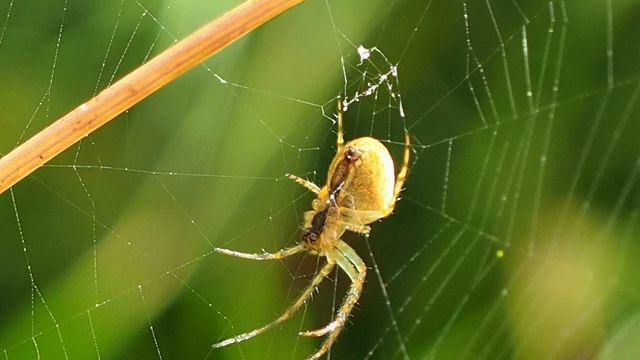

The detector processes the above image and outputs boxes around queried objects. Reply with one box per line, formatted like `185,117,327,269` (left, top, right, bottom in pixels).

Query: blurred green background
1,0,640,359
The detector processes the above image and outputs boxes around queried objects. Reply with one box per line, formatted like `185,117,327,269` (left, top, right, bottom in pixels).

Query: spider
212,99,410,359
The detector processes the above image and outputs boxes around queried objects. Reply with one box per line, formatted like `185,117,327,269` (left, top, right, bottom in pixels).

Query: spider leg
342,222,371,235
336,97,345,153
335,210,371,234
340,207,392,227
213,243,305,260
212,262,335,349
392,132,411,202
302,240,366,360
287,174,322,194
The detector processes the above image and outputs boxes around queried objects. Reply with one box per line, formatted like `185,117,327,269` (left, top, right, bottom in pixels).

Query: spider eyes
302,229,318,245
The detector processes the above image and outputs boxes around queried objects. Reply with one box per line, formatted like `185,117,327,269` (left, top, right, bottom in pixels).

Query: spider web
1,0,640,359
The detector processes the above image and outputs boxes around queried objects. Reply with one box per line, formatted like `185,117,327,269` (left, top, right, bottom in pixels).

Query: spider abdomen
336,137,396,215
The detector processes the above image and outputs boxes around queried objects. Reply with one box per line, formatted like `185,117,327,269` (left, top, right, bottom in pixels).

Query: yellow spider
213,99,410,359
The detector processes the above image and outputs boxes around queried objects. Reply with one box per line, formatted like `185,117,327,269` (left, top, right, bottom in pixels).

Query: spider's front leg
287,174,322,194
213,243,305,261
212,262,336,350
301,240,367,360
